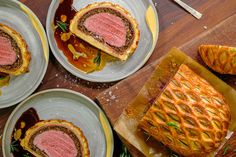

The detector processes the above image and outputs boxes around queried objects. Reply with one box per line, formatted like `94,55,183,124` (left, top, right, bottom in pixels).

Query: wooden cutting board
96,13,236,156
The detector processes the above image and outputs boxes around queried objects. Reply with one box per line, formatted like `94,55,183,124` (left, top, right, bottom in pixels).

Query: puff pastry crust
139,64,231,156
199,45,236,75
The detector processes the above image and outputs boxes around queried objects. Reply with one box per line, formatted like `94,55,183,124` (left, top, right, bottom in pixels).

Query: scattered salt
56,84,60,88
154,2,158,7
111,95,116,100
55,73,59,77
108,91,112,96
225,131,234,140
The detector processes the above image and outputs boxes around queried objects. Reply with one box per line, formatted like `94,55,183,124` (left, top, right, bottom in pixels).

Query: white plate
3,89,114,157
46,0,159,82
0,0,49,108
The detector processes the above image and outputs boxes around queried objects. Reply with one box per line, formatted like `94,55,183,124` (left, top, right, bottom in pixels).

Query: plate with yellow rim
2,89,114,157
46,0,159,82
0,0,49,108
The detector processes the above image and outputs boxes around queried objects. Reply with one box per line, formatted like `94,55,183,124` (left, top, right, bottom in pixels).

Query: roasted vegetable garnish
10,140,19,153
119,144,131,157
68,44,87,60
93,51,101,67
56,21,68,32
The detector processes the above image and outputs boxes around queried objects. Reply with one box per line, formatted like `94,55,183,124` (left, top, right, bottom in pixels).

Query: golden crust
0,23,31,76
21,119,90,157
70,2,140,61
199,45,236,75
139,64,231,156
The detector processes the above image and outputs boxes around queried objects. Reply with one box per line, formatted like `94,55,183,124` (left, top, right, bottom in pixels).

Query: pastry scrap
21,120,90,157
139,64,231,156
199,45,236,75
70,2,140,61
0,23,31,76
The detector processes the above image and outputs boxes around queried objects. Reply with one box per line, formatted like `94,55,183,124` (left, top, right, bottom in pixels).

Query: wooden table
1,0,236,156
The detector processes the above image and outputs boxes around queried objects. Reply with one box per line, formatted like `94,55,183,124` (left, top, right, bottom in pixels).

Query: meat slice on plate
21,120,90,157
70,2,140,61
0,23,31,75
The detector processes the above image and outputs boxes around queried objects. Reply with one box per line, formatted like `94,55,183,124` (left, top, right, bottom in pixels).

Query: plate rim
0,0,49,108
46,0,159,83
2,88,114,157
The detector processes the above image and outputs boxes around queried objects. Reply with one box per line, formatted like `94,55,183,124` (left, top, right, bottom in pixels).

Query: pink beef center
33,130,78,157
0,36,17,66
84,12,127,47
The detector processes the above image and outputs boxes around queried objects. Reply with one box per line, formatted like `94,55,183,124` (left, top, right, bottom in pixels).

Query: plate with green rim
46,0,159,82
0,0,49,108
2,89,114,157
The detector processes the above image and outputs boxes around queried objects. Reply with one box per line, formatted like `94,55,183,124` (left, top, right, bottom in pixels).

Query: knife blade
173,0,202,19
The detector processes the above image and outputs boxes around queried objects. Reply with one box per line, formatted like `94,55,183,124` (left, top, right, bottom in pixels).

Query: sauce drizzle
11,108,39,157
53,0,114,73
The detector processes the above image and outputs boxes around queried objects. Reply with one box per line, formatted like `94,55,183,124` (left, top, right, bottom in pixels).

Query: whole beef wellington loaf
139,64,231,156
70,2,140,61
0,23,30,75
199,45,236,75
21,120,90,157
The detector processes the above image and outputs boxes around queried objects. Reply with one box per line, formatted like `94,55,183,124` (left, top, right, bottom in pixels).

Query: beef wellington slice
0,23,30,75
21,120,90,157
70,2,140,61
